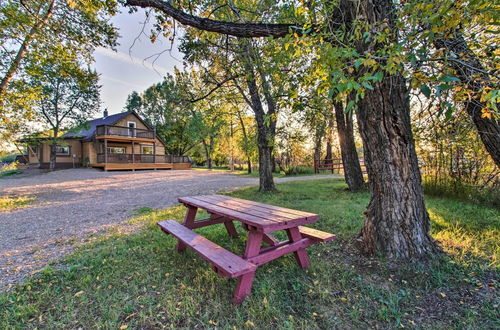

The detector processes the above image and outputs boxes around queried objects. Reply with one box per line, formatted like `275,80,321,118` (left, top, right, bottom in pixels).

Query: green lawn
1,179,498,328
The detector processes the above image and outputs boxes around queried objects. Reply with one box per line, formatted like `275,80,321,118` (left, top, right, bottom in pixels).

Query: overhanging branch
126,0,298,38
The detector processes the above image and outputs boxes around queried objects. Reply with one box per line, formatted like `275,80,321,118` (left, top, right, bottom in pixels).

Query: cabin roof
63,111,134,140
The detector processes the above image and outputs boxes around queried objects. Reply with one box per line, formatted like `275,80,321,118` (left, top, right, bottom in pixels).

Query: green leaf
420,84,431,98
362,82,374,90
437,84,454,91
440,75,460,83
344,100,355,114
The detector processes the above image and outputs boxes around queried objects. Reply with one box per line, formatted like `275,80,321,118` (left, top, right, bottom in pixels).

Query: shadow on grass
1,179,498,328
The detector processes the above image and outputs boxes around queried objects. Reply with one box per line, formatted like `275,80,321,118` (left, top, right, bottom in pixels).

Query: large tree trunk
49,142,57,171
334,101,365,191
240,41,276,191
356,74,437,258
352,0,437,258
434,33,500,168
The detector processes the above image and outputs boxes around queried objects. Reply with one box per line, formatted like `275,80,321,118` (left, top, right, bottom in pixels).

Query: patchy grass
0,195,35,211
0,179,498,328
0,169,21,178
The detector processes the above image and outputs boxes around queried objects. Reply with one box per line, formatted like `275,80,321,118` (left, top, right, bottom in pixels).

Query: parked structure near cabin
22,110,191,171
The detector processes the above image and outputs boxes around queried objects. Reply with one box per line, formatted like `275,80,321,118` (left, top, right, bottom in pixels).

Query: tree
334,100,364,191
32,57,100,170
124,91,142,112
124,0,439,258
135,72,200,156
0,0,117,127
179,26,293,191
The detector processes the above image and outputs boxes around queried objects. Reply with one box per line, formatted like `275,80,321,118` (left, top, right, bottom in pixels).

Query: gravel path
0,168,339,290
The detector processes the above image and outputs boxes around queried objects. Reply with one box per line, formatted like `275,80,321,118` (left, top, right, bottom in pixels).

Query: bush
283,165,315,176
423,177,500,208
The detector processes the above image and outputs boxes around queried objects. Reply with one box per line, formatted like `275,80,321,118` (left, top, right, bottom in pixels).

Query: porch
90,154,191,171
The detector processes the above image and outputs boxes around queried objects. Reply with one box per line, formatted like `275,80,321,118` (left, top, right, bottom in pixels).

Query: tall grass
423,176,500,208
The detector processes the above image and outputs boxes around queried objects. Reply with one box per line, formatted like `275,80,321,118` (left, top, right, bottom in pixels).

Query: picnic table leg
223,220,239,238
176,205,198,252
242,223,277,246
286,227,310,269
233,228,263,304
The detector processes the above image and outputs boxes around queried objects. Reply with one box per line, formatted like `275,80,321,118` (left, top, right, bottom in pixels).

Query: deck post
104,139,108,164
153,142,156,164
132,141,135,171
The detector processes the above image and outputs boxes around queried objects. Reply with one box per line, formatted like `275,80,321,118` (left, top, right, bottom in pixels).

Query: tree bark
236,108,253,174
434,33,500,168
49,141,57,171
126,0,295,38
314,132,322,174
239,41,276,191
334,101,365,191
356,73,437,258
325,110,333,162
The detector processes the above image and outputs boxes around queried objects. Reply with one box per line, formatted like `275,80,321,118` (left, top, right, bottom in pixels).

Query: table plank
203,195,318,219
194,195,295,223
179,196,277,229
202,195,318,221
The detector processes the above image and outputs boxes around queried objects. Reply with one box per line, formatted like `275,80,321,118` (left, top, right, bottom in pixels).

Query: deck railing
95,125,155,139
96,154,190,164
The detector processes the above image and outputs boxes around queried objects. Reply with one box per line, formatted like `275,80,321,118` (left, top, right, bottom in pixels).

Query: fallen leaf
74,291,84,297
440,292,446,298
119,325,128,330
245,320,255,327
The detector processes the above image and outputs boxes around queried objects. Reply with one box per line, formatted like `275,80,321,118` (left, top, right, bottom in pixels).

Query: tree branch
188,74,240,103
125,0,298,38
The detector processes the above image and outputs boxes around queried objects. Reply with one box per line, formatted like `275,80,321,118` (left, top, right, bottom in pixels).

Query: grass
423,177,500,208
0,179,498,328
0,169,21,178
192,165,336,178
0,195,35,211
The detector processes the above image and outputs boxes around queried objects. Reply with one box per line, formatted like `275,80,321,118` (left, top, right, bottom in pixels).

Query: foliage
32,57,101,135
125,71,201,156
413,98,499,206
0,179,498,328
0,0,118,139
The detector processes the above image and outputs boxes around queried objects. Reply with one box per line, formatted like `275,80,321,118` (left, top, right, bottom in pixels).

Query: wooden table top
178,195,319,232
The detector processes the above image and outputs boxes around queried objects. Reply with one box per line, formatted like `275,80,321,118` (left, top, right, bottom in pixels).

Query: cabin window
108,147,125,154
31,146,39,155
56,145,70,155
141,146,153,155
127,121,136,137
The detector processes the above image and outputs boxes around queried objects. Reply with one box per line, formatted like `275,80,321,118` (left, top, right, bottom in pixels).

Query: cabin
22,110,191,171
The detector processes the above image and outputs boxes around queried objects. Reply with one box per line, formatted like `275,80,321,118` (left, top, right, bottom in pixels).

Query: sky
92,8,184,117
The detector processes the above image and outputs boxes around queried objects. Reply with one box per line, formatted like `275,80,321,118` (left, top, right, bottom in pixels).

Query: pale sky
92,8,184,116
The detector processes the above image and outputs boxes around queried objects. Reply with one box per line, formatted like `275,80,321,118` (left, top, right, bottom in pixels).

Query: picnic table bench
158,194,335,304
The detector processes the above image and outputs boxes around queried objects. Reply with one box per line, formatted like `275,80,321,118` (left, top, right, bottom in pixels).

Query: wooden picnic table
158,194,335,304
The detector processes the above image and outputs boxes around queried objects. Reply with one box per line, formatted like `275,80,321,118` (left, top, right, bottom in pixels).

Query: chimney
103,109,108,117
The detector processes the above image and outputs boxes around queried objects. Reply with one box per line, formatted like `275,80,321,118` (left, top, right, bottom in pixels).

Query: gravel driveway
0,168,338,290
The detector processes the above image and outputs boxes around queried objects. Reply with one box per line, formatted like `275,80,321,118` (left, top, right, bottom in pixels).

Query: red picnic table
158,194,335,304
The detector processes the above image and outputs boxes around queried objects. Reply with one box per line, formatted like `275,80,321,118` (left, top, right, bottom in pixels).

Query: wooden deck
95,134,156,143
90,163,187,171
